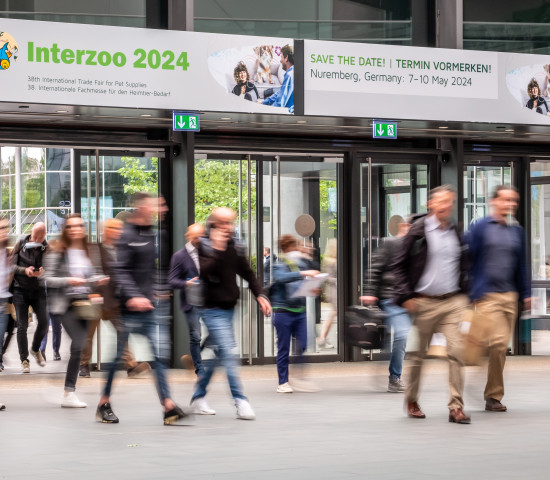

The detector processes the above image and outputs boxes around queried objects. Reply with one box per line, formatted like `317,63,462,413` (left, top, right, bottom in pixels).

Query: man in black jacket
360,216,411,393
393,185,471,424
96,192,188,425
189,207,271,420
11,222,48,373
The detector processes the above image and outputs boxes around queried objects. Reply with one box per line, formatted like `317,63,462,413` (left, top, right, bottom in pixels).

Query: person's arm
41,251,70,288
363,241,389,297
273,261,302,284
392,232,417,307
9,240,26,276
168,251,190,290
516,228,531,302
236,250,264,298
111,233,143,301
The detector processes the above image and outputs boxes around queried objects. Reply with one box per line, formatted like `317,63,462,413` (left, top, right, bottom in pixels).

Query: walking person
79,218,150,378
393,185,471,424
271,234,320,393
360,216,412,393
11,222,49,373
42,215,107,408
466,185,530,413
317,239,337,350
96,193,188,425
39,317,62,361
189,207,271,420
168,223,206,380
0,218,12,383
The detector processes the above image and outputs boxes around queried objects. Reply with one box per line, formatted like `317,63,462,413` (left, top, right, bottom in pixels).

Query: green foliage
117,157,159,194
319,179,337,230
194,159,256,224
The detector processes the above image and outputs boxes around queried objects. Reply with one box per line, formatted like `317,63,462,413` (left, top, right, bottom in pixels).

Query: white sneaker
276,382,293,393
290,378,320,393
61,392,87,408
30,349,46,367
235,398,256,420
21,360,30,373
190,397,216,415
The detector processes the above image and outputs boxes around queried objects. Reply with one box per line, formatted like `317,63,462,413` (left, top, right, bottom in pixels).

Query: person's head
102,218,123,245
233,61,250,84
130,192,157,225
427,185,456,224
264,246,270,257
280,44,294,71
210,207,237,239
279,234,298,253
59,214,87,251
157,195,168,222
528,78,541,98
491,185,519,218
30,222,46,243
185,222,205,247
0,218,9,247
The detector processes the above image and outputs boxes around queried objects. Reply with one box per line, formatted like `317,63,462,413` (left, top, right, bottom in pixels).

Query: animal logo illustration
0,31,18,70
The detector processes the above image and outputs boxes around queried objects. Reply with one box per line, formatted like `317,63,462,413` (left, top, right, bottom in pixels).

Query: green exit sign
372,121,397,139
173,111,200,131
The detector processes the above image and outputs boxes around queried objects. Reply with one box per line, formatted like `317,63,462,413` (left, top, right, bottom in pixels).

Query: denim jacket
270,255,307,311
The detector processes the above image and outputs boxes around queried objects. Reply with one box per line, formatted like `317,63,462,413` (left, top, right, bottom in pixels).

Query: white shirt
185,242,200,273
415,214,461,295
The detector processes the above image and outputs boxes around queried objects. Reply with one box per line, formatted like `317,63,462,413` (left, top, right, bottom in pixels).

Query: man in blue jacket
168,223,206,380
259,44,294,113
466,185,530,413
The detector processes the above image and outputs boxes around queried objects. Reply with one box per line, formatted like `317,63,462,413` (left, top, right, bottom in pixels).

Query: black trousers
13,288,49,362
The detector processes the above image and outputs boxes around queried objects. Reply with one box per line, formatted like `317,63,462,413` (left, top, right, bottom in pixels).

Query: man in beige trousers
393,185,471,424
465,185,530,412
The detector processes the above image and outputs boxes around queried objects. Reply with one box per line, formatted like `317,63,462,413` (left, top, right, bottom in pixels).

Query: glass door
360,160,430,293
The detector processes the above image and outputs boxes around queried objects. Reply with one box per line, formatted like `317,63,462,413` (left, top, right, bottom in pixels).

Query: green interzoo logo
0,31,19,70
27,42,189,70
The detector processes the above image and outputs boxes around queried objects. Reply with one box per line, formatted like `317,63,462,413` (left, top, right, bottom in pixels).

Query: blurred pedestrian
318,239,337,349
39,316,62,361
394,185,471,424
11,222,49,373
168,223,205,380
79,218,150,378
0,219,12,375
466,185,530,413
96,192,188,425
263,247,276,286
360,216,412,393
189,207,271,420
42,215,107,408
271,234,320,393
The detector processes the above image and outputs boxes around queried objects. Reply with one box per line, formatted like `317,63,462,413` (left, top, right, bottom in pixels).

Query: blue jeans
272,310,307,385
102,310,171,403
380,299,412,380
185,307,203,376
192,307,246,401
40,317,63,354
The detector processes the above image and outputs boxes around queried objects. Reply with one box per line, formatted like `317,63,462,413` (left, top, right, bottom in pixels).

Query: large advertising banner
304,39,550,125
0,19,295,114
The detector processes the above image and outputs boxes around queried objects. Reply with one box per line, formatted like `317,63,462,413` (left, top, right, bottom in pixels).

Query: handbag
70,294,101,321
344,305,386,349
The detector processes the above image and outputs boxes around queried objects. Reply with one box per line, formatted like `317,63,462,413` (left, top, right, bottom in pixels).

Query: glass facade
194,0,412,45
464,0,550,53
0,0,147,27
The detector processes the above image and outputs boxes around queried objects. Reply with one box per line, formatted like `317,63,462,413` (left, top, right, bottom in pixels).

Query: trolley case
344,305,386,349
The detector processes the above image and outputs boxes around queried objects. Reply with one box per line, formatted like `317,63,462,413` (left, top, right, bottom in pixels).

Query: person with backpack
270,234,320,393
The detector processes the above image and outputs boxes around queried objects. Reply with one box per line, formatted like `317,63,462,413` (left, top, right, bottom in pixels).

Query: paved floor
1,357,549,479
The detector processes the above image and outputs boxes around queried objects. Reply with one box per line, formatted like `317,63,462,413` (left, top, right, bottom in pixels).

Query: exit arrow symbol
377,125,384,136
177,117,186,128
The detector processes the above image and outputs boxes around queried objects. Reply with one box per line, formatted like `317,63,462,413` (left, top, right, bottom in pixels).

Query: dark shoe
54,351,61,361
127,362,152,378
407,401,426,419
79,364,91,378
485,398,507,412
0,403,5,410
0,361,4,372
163,405,191,425
96,402,119,423
449,408,471,424
41,350,46,362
